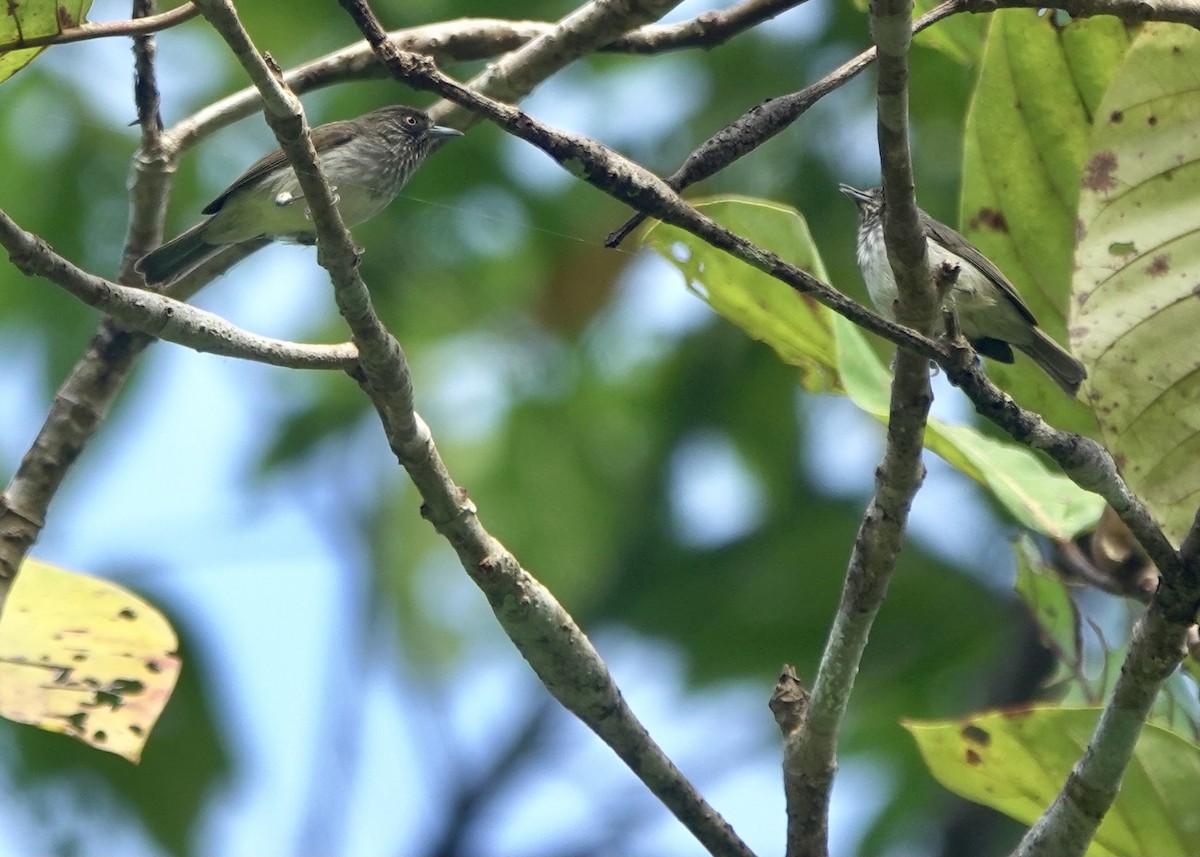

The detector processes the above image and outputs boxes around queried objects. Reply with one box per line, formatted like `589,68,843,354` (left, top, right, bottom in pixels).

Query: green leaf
0,0,93,83
1072,23,1200,546
960,10,1130,429
643,198,1104,540
906,708,1200,856
642,196,840,393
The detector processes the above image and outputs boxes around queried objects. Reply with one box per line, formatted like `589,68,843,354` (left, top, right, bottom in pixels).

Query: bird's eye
403,115,417,126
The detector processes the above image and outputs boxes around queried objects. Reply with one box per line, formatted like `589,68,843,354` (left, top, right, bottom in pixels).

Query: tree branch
608,0,805,52
0,0,776,601
606,0,963,247
334,40,1200,857
162,3,799,157
0,2,198,52
943,357,1198,857
0,209,357,369
333,2,756,855
783,0,933,847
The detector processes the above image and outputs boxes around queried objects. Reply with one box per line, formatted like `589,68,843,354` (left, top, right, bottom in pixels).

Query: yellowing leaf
0,558,180,763
906,708,1200,856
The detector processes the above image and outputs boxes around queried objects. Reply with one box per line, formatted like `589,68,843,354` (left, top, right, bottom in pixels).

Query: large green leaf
1072,24,1200,546
906,708,1200,856
643,197,1104,540
960,10,1130,430
0,0,92,83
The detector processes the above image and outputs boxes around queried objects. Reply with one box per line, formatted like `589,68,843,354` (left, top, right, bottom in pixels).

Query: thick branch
786,351,932,857
872,0,931,329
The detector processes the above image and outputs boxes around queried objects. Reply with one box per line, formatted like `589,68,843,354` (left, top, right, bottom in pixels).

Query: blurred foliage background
0,0,1079,854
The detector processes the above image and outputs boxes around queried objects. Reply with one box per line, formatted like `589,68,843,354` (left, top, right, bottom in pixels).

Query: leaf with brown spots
1083,151,1120,192
906,708,1200,856
960,9,1128,432
1073,23,1200,545
0,558,180,763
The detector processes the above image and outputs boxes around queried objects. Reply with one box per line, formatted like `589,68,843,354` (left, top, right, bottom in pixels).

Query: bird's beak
838,183,872,207
428,124,464,140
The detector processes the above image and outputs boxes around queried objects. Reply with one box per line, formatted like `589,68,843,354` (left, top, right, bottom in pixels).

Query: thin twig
0,3,199,52
162,4,800,157
608,0,805,52
605,0,963,247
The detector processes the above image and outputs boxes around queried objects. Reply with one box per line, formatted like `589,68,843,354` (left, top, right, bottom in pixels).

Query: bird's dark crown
371,105,435,139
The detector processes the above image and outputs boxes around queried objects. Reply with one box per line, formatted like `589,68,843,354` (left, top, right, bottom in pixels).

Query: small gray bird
137,105,462,284
839,184,1086,396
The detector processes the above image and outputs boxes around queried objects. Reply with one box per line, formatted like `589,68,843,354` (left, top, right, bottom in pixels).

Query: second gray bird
839,184,1086,396
137,105,462,284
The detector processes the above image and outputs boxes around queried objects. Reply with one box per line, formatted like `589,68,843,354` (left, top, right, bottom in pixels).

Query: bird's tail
136,221,218,285
1017,329,1087,396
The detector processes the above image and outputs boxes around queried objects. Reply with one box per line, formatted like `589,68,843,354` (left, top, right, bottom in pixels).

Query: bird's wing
921,214,1038,326
201,120,358,215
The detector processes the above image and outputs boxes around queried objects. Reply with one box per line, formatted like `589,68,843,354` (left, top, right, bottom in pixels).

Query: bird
839,183,1086,395
136,105,462,284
